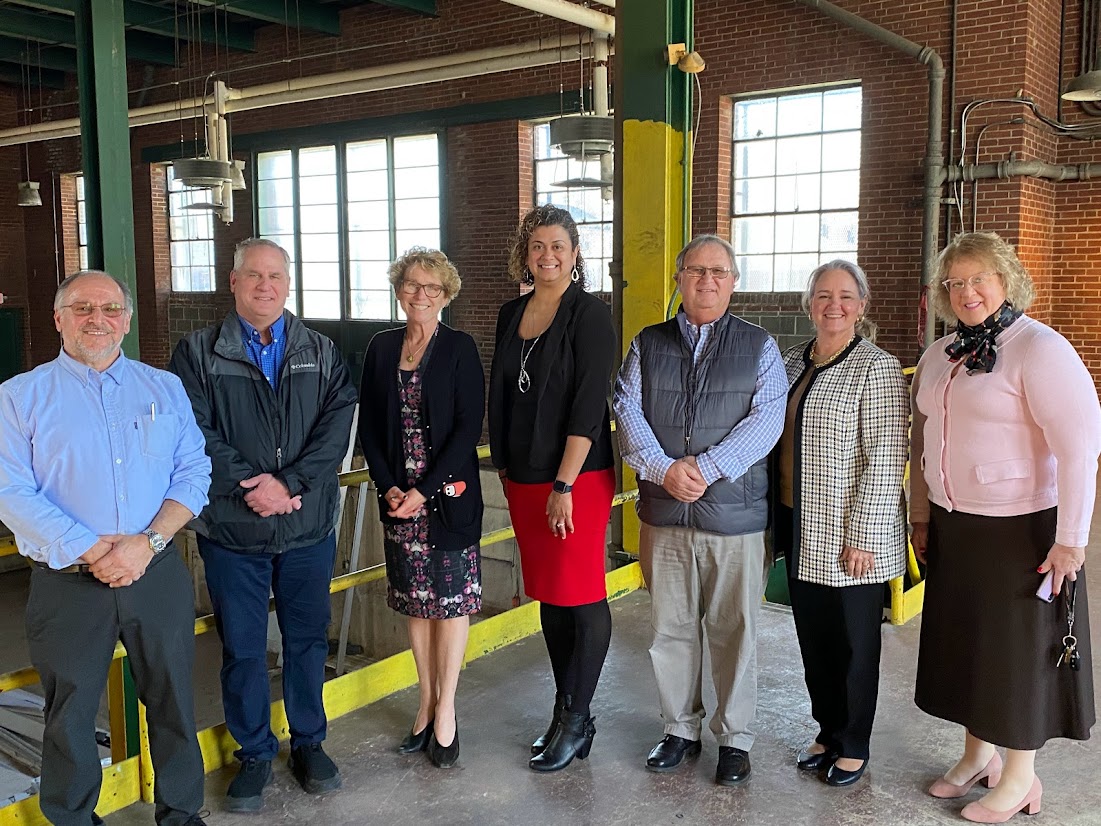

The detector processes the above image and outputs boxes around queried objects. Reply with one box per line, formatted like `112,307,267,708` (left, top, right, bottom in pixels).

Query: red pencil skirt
506,467,615,607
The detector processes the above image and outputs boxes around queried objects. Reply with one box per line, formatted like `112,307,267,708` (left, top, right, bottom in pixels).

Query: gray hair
801,259,878,342
675,234,739,278
233,237,291,272
54,270,133,313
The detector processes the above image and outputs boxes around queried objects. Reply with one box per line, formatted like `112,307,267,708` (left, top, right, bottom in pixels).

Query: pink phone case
1035,570,1055,603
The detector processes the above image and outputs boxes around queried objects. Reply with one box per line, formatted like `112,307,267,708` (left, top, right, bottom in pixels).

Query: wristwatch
552,480,573,495
142,529,167,555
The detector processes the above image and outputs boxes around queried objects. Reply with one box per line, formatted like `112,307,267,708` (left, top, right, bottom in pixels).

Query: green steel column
75,0,139,359
615,0,692,553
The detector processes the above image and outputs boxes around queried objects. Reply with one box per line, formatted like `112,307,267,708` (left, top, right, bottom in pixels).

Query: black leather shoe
825,759,867,786
797,746,838,772
529,710,595,772
645,734,702,772
289,744,342,794
716,746,751,785
397,719,433,754
531,693,571,755
428,723,460,769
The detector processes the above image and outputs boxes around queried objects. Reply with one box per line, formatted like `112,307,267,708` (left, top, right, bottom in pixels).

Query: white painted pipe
593,34,613,200
498,0,614,34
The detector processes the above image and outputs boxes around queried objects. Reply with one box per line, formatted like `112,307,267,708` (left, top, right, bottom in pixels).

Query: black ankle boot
531,692,571,755
528,709,595,772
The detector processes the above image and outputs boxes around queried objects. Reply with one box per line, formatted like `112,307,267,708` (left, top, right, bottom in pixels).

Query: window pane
774,214,820,254
300,232,339,262
76,174,85,199
257,178,293,207
736,254,774,291
348,201,390,231
822,131,860,171
821,211,859,251
733,177,775,215
259,207,295,234
821,171,860,209
347,170,389,201
394,166,439,198
299,146,336,176
350,290,392,320
257,151,292,180
776,92,822,136
302,290,341,319
734,98,776,140
190,267,214,292
300,261,340,291
396,229,439,252
350,260,390,291
188,240,212,266
346,139,387,172
349,230,391,261
823,87,862,131
300,175,336,206
394,198,440,229
775,174,821,213
776,135,821,174
171,242,191,268
393,135,438,168
300,204,338,232
733,140,775,179
774,254,822,292
734,216,774,255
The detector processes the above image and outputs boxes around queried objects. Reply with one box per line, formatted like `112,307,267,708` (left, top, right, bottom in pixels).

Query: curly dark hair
507,204,588,289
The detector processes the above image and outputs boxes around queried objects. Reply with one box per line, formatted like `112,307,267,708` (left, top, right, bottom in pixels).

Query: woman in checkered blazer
775,260,909,787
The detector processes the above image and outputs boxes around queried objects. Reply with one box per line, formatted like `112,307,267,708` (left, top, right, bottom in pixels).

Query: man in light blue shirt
614,235,786,788
0,271,211,826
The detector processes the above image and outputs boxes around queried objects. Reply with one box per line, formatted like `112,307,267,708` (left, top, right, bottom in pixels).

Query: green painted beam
0,6,176,65
122,30,182,65
191,0,341,35
0,62,65,88
370,0,437,16
0,36,77,71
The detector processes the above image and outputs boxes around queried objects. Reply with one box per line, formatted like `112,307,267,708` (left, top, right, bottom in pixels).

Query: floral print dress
384,366,481,620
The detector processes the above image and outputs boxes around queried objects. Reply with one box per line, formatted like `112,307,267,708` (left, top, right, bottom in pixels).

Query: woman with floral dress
359,247,485,769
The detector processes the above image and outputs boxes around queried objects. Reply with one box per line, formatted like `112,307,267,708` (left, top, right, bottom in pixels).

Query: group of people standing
0,207,1095,824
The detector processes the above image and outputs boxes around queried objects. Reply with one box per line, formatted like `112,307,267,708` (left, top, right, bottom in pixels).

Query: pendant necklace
402,325,437,365
518,336,540,393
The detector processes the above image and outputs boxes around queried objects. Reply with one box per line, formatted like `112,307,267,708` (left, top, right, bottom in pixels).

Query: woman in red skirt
488,204,617,772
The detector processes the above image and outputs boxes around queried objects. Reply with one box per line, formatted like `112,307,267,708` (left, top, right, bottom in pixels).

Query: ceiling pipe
946,159,1101,183
791,0,945,348
0,37,598,147
497,0,614,34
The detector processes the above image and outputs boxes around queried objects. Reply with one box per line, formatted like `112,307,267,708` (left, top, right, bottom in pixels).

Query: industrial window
166,166,216,292
255,133,441,321
533,122,613,293
731,86,861,292
75,174,88,270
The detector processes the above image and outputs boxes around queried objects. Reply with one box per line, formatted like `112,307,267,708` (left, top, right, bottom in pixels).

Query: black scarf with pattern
944,300,1022,374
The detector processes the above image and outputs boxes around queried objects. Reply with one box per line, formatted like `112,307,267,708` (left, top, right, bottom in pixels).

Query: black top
488,282,615,484
358,324,485,551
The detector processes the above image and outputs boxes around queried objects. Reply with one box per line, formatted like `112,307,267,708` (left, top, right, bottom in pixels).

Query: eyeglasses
60,302,127,318
941,273,996,293
679,266,734,280
399,280,445,299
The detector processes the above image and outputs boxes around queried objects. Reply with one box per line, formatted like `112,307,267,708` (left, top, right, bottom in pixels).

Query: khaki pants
643,523,768,750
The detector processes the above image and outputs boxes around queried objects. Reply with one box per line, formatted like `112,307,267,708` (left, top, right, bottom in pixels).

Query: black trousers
788,576,884,760
26,550,204,826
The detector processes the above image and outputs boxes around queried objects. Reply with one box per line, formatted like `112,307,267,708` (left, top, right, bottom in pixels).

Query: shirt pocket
137,412,177,460
973,458,1032,485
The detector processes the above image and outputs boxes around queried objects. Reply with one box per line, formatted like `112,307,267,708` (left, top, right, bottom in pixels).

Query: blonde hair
388,247,461,300
931,232,1035,324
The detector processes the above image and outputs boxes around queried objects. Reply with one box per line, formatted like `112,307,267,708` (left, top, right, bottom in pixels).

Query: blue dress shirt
613,313,787,487
240,314,286,390
0,350,212,569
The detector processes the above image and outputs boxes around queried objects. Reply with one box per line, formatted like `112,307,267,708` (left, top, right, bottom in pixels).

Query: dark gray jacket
637,313,770,536
169,311,358,553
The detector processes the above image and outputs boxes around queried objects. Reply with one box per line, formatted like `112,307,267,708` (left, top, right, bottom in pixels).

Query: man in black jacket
170,238,357,812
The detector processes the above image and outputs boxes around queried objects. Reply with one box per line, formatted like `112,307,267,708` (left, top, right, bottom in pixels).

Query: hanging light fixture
17,179,42,207
17,49,41,207
1062,69,1101,101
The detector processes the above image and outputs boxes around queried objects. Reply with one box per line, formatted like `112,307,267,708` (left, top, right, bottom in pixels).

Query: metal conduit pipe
497,0,615,34
0,37,596,147
946,160,1101,183
792,0,946,347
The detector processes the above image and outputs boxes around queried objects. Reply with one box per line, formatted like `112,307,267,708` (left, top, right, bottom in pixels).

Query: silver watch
142,529,167,555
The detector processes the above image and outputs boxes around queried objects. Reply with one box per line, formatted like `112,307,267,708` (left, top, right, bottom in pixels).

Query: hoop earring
523,267,534,285
571,265,580,283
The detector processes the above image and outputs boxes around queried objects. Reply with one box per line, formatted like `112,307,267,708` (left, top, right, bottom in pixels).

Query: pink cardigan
910,315,1101,547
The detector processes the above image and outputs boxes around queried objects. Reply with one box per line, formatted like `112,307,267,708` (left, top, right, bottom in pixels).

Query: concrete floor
91,565,1101,826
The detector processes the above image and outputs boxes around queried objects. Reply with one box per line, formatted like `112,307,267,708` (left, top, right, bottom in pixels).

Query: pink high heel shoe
928,752,1003,799
960,777,1042,824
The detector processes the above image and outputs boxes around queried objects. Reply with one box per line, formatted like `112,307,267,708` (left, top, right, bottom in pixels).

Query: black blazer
488,282,615,477
358,324,485,551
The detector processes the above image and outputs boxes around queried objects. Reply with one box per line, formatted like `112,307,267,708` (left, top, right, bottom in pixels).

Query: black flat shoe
797,746,838,772
397,719,433,754
531,693,571,755
825,759,867,787
646,734,702,772
427,724,460,769
716,746,751,786
529,710,595,772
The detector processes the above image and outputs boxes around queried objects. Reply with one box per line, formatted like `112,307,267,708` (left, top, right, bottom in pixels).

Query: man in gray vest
613,234,786,786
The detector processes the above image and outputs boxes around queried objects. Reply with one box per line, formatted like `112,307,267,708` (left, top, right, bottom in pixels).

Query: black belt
34,561,95,574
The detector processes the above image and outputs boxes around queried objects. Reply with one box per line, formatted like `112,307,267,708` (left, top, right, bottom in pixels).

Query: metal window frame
164,165,216,294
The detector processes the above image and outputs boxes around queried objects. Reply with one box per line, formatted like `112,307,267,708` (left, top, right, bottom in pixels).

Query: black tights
539,599,612,718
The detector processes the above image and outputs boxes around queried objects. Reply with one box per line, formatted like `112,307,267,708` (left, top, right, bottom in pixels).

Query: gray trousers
26,550,204,826
642,523,768,750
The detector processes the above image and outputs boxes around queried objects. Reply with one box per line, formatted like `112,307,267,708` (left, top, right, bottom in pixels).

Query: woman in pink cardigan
910,232,1101,824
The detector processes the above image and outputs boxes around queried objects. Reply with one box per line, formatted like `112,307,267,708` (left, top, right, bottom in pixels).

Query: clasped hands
383,486,427,519
240,473,301,517
662,456,707,502
80,534,153,589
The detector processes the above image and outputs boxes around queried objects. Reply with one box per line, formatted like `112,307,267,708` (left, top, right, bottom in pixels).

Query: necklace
518,336,540,393
402,325,437,365
811,334,856,368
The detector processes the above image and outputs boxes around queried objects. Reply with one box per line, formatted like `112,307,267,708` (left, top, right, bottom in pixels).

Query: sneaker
226,757,273,812
183,816,210,826
288,743,342,795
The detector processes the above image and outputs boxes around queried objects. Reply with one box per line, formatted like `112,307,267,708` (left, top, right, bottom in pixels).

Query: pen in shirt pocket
151,402,156,422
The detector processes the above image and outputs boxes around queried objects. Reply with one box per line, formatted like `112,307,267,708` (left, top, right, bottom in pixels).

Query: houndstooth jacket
780,338,909,587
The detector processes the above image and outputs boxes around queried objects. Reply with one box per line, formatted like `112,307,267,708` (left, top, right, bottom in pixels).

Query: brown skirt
915,504,1095,749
